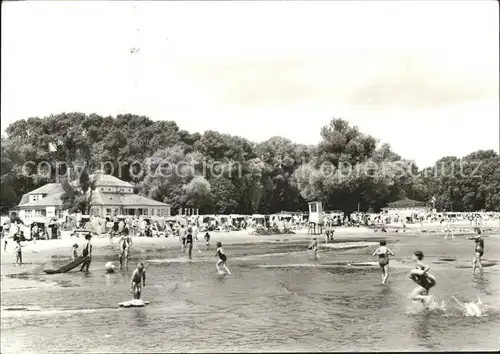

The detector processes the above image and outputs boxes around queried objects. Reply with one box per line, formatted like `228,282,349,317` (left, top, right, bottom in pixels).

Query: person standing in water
118,231,132,269
186,227,194,259
372,240,395,284
308,237,319,259
216,242,231,274
466,228,484,275
409,251,437,307
131,262,146,300
80,234,92,272
72,244,79,261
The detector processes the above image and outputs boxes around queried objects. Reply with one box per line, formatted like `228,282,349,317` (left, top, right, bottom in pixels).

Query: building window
101,188,105,191
25,210,33,218
156,209,161,216
35,209,41,216
106,209,112,216
92,208,100,216
108,188,111,192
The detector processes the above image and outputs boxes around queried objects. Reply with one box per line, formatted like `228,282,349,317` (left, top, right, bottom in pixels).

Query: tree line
1,113,499,215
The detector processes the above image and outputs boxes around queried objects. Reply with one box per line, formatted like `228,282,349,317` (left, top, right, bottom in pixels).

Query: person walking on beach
466,228,484,275
131,262,146,300
308,237,319,259
373,240,395,284
409,251,436,308
216,242,231,275
80,234,92,272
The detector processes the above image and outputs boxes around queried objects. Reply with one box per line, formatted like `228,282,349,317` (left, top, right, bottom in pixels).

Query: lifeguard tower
308,201,324,235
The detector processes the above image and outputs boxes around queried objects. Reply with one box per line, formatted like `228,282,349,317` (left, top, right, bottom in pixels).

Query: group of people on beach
370,227,486,308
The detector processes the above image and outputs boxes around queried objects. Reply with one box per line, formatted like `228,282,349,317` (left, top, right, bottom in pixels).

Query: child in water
131,262,146,300
204,232,211,247
72,244,79,261
216,242,231,275
308,237,319,259
372,240,394,284
409,251,437,307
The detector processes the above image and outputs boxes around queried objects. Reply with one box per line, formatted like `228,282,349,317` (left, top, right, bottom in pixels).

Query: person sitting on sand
373,240,394,284
80,234,92,272
466,228,484,275
409,251,436,308
72,244,79,261
131,262,146,300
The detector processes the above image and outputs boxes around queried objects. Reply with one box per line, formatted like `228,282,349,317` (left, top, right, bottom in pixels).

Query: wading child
131,262,146,300
80,234,92,272
186,227,193,259
72,244,79,261
409,251,436,307
308,237,319,259
15,238,25,265
373,240,394,284
118,232,132,269
216,242,231,275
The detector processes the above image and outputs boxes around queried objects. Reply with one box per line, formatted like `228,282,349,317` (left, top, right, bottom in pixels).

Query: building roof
93,173,133,188
90,192,169,207
386,198,428,208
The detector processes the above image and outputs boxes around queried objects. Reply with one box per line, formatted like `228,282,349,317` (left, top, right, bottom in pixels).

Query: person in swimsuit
308,237,319,259
409,251,436,307
186,227,193,259
131,262,146,300
444,218,454,240
373,240,395,284
118,232,132,269
467,228,484,275
216,242,231,274
15,238,25,265
179,225,187,252
80,234,92,272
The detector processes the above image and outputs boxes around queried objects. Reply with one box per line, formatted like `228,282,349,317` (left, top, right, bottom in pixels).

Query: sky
1,1,499,168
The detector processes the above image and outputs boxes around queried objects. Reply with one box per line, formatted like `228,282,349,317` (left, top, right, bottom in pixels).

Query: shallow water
1,234,500,352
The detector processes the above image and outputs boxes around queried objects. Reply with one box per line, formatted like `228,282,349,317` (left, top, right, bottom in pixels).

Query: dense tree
1,113,498,215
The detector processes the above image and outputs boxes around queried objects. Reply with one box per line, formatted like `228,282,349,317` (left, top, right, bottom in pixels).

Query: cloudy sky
2,1,498,167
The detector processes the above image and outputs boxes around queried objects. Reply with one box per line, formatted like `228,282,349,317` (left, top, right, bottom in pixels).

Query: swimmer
408,251,437,308
216,242,231,275
308,237,319,259
372,240,394,284
131,262,146,300
118,232,132,269
466,228,484,275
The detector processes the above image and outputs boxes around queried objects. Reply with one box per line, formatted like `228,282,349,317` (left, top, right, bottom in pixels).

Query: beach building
381,198,430,217
15,172,171,222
